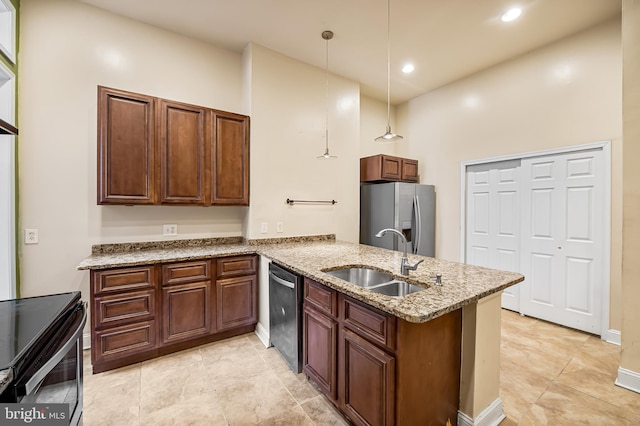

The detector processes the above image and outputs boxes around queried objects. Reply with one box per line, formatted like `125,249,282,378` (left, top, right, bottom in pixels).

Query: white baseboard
83,332,91,350
458,398,505,426
615,367,640,394
254,322,270,348
602,329,621,345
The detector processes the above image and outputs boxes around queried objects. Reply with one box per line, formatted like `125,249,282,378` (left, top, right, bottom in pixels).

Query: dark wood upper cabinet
211,111,249,205
360,154,419,183
97,86,250,206
159,100,207,205
97,87,156,204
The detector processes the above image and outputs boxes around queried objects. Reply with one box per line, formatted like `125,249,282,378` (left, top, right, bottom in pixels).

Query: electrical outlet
276,222,284,233
163,224,178,236
260,222,268,234
25,229,39,245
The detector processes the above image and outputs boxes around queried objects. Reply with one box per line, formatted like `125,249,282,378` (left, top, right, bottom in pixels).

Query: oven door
16,304,86,426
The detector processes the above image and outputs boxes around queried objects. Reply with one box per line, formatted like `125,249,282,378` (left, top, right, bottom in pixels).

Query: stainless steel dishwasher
268,262,303,373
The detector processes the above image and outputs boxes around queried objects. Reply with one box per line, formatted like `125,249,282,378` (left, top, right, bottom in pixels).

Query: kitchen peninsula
78,235,523,425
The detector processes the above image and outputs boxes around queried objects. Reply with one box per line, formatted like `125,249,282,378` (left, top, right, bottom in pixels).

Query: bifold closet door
519,149,604,334
465,160,522,312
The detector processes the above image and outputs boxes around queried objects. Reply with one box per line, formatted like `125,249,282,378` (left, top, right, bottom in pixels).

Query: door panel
529,253,554,305
465,160,521,311
520,149,603,333
466,148,605,334
565,257,593,313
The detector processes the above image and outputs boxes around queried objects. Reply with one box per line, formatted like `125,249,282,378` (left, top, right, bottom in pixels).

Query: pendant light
375,0,403,143
318,30,338,159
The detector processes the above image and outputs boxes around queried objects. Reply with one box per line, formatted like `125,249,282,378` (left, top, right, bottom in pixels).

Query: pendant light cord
319,30,336,158
386,0,391,129
325,32,330,152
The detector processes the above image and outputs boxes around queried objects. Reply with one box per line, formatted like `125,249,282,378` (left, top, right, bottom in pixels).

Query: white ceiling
78,0,621,104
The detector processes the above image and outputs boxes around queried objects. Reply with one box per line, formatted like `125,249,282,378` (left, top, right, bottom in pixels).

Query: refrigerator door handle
413,195,422,254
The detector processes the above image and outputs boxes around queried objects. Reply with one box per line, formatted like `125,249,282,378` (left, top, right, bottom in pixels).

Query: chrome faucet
375,228,424,275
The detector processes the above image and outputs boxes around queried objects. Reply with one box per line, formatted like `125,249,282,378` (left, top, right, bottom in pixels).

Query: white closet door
466,160,521,311
520,149,604,334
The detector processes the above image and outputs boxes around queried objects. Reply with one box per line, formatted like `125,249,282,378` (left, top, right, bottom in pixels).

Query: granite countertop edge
77,236,524,323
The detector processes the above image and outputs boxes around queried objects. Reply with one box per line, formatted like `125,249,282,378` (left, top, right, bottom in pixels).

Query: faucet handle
411,259,424,268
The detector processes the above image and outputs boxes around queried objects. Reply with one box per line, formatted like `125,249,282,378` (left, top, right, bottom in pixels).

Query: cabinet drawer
94,290,155,329
342,296,396,351
216,255,257,278
304,278,337,318
92,266,155,295
162,261,211,285
93,320,156,364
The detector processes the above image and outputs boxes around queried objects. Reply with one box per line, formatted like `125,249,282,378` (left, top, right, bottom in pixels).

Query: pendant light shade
317,30,338,159
375,0,403,143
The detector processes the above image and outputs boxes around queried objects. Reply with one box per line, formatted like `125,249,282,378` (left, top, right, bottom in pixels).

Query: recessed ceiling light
501,7,522,22
402,64,415,73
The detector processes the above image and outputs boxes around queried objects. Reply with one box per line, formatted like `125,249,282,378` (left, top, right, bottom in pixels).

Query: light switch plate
260,222,268,234
276,222,284,233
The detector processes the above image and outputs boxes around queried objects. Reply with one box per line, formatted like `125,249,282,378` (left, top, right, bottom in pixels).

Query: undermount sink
324,267,393,288
369,280,425,297
323,267,426,297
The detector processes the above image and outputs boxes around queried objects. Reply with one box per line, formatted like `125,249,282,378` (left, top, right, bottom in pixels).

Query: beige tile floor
499,309,640,425
83,310,640,425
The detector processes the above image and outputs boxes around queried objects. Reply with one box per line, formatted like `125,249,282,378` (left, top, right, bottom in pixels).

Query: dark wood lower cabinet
303,278,462,426
93,320,157,365
340,328,395,426
162,281,211,344
90,256,258,374
216,275,257,331
303,304,338,400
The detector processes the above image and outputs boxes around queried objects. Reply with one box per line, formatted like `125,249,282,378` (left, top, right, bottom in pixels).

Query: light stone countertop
77,237,523,323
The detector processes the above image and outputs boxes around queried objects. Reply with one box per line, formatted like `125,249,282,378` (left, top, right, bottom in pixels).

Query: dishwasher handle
269,271,295,289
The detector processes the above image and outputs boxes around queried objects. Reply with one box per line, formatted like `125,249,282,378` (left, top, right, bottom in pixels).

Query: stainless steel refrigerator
360,182,435,257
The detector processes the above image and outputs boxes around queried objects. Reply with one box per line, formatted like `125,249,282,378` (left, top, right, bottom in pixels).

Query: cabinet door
303,304,338,400
380,155,401,181
162,281,211,344
159,100,208,205
215,275,257,331
98,86,156,204
340,328,395,426
400,159,418,182
211,111,249,205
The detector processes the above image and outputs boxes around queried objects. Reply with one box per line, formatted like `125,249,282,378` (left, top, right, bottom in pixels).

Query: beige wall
245,43,360,242
460,292,502,418
359,95,398,158
18,0,363,306
621,0,640,374
18,0,248,299
395,18,623,330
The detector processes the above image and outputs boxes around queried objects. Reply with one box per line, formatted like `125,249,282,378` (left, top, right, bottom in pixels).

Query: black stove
0,292,81,373
0,292,85,425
